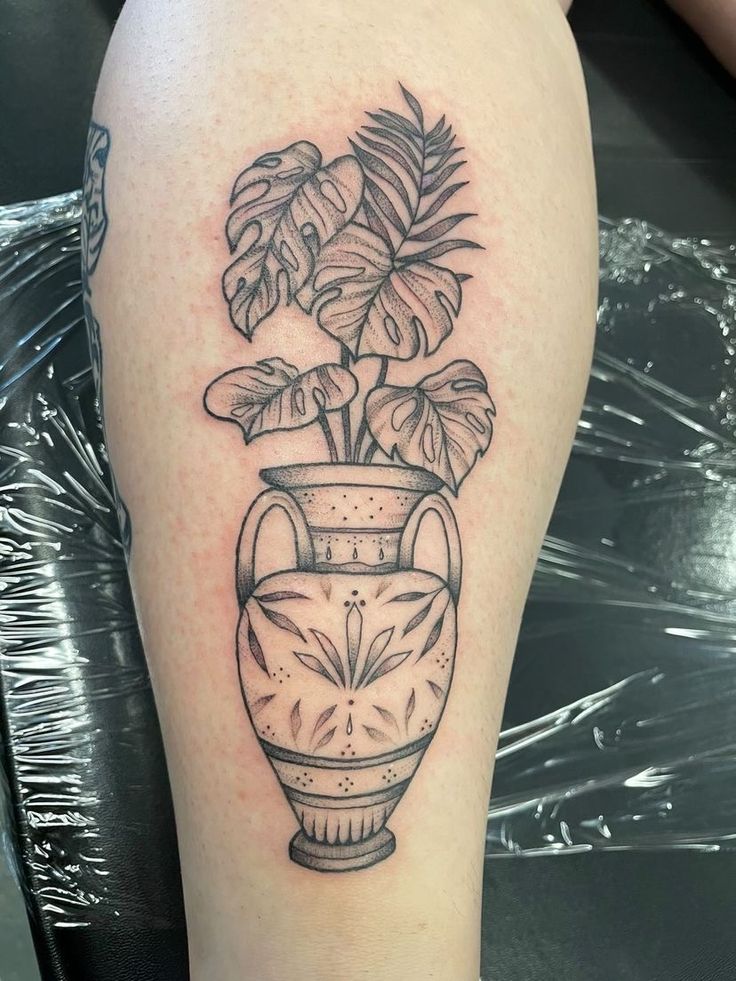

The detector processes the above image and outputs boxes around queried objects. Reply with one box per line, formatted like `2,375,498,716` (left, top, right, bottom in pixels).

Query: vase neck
273,479,429,571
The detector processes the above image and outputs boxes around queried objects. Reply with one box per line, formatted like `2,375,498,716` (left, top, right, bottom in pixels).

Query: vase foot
289,827,396,873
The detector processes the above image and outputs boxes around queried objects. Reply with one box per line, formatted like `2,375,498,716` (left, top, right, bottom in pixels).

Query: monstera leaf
365,360,495,492
296,87,481,360
223,142,363,337
204,358,357,441
297,222,463,359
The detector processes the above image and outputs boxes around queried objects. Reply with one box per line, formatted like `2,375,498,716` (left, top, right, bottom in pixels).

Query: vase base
289,827,396,873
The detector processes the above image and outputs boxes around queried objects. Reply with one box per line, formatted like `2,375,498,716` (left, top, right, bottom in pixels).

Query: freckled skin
91,0,596,975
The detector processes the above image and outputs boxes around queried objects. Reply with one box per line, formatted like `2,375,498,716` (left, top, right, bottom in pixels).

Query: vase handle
398,493,462,604
236,488,314,607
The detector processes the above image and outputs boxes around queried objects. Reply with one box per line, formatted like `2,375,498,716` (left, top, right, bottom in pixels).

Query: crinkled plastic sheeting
0,192,186,960
489,218,736,854
0,198,734,938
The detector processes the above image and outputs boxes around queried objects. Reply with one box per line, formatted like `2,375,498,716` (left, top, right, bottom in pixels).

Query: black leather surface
0,2,735,981
482,852,736,981
0,224,188,979
572,0,736,234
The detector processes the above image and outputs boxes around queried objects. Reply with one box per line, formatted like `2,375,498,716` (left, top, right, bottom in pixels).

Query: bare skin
86,1,597,978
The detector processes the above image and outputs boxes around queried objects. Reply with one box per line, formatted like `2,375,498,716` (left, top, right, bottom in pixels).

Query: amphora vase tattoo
204,86,495,872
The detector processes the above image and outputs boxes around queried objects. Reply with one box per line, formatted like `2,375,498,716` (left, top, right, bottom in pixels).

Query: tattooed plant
210,86,485,872
205,85,495,494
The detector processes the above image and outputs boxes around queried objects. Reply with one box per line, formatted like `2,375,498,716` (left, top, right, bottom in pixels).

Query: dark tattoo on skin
205,85,495,872
82,121,132,555
82,121,110,387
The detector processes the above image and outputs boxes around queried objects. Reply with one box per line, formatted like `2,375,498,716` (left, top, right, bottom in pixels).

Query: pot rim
260,462,442,493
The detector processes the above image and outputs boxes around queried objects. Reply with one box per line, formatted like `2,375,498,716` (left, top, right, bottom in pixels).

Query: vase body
236,464,461,872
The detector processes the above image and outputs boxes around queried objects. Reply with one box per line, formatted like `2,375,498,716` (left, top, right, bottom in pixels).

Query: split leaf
204,359,357,442
296,88,482,360
223,143,363,336
365,359,495,492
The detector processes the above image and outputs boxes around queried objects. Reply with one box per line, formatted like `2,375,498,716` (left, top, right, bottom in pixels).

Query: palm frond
416,181,468,223
408,213,475,243
352,87,481,262
396,238,484,267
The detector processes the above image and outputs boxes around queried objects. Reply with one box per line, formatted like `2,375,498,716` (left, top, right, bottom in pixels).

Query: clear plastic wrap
488,218,736,853
0,192,185,951
0,198,734,944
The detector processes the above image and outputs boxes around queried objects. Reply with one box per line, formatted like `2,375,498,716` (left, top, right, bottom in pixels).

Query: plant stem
363,439,379,464
340,344,352,462
318,411,339,463
353,355,388,461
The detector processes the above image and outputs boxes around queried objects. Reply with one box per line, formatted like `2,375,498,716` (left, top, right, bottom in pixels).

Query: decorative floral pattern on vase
204,85,495,872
